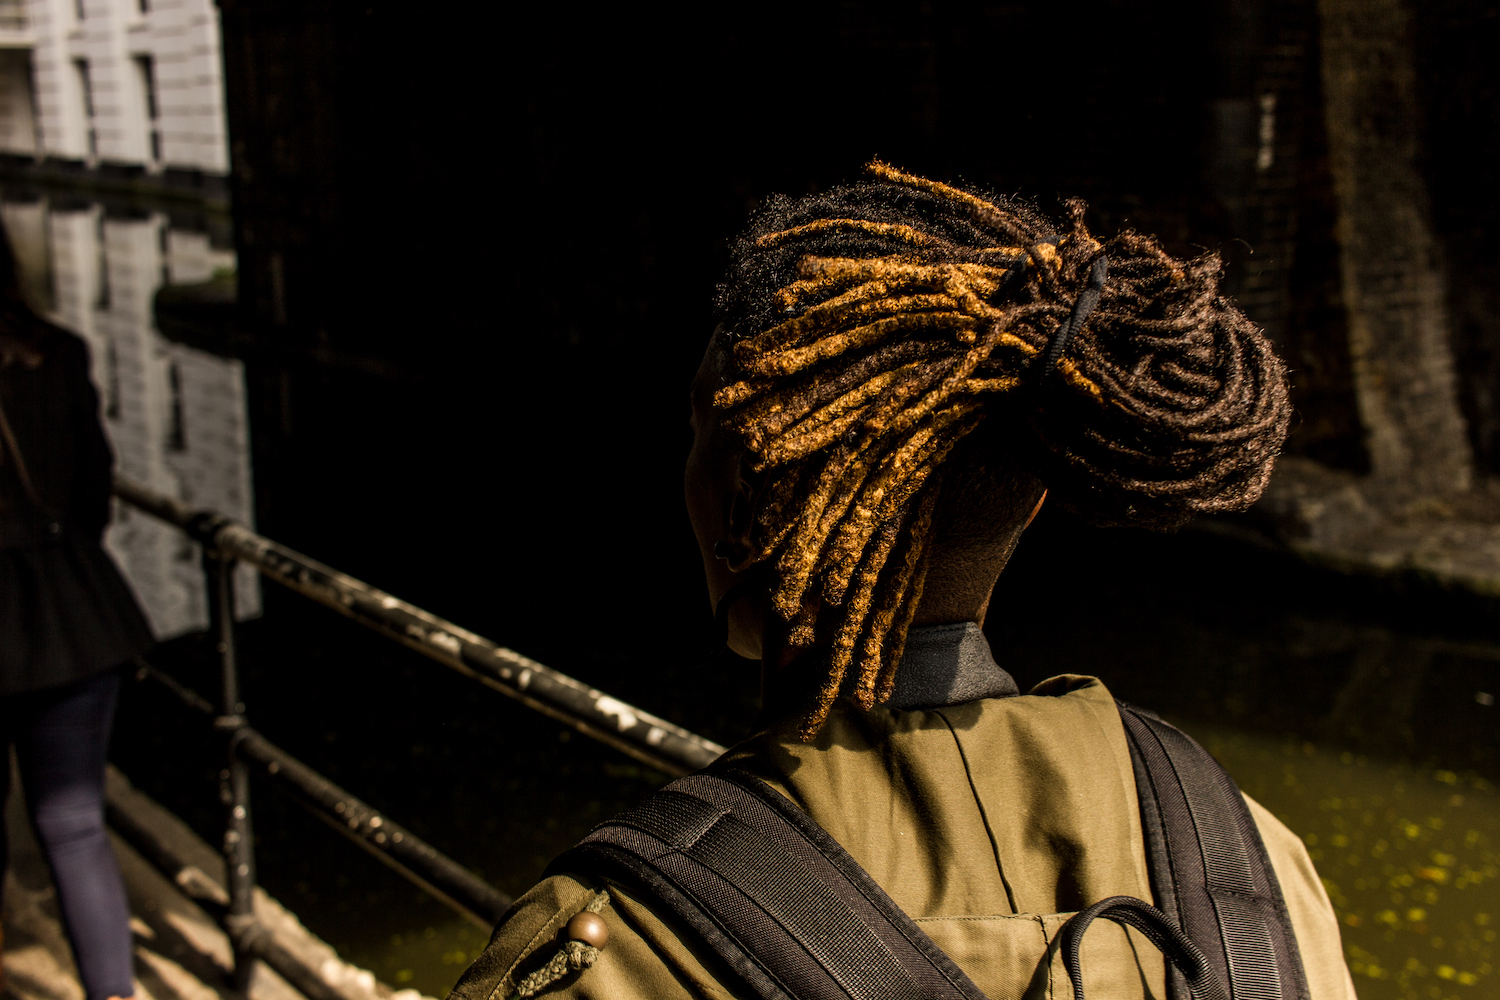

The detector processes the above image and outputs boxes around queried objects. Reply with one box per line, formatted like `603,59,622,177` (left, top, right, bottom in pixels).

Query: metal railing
111,475,726,987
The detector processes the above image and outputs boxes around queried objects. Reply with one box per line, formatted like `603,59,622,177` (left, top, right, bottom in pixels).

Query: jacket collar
760,621,1019,725
863,621,1019,710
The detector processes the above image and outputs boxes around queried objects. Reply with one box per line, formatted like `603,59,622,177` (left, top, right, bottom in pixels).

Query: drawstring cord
511,889,612,998
1058,894,1229,1000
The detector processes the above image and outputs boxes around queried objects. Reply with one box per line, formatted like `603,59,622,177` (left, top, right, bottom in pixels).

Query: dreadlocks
713,161,1291,738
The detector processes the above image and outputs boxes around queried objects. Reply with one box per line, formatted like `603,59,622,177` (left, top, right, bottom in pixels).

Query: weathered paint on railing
113,475,727,777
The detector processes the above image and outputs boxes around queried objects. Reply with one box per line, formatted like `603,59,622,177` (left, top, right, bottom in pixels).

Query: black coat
0,325,153,694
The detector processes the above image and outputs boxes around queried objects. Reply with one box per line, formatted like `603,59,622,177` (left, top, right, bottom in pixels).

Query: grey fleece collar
841,621,1019,710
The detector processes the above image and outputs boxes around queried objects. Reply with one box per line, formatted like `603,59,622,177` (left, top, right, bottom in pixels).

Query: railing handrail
133,658,512,927
112,474,727,776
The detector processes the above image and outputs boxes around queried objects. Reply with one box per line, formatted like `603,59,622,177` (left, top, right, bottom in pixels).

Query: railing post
204,544,258,990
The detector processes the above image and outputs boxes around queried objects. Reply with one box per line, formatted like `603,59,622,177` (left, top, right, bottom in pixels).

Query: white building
1,191,257,638
0,0,247,638
0,0,227,173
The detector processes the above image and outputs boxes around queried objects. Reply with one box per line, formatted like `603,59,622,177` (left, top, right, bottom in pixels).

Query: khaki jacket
452,676,1356,999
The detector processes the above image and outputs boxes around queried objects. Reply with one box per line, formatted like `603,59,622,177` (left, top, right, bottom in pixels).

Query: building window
138,0,149,12
104,337,120,418
0,49,41,154
166,361,186,452
74,0,85,22
158,221,171,286
0,0,29,31
94,211,110,310
135,56,161,163
74,59,96,157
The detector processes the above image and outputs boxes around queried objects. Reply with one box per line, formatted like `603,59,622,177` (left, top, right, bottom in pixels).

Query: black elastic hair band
976,254,1034,348
1036,254,1108,378
996,254,1031,294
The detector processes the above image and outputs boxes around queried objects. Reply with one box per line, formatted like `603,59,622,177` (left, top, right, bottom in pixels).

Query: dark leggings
1,670,133,1000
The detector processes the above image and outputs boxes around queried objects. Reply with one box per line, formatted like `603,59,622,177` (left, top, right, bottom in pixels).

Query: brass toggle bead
566,910,609,950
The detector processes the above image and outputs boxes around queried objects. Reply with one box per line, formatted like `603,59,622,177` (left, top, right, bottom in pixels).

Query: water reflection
0,187,257,638
1198,727,1498,999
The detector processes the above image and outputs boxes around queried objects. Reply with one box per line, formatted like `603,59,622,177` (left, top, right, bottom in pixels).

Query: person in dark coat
0,216,151,1000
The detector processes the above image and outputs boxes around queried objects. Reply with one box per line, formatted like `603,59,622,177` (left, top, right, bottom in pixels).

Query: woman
0,217,150,1000
454,163,1355,998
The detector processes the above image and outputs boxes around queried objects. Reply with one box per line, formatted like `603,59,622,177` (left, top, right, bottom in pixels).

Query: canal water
3,182,1496,999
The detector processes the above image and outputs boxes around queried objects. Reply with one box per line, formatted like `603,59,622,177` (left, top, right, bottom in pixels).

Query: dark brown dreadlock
712,161,1291,738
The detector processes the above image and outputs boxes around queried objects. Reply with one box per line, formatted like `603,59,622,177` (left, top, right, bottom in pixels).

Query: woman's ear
716,461,759,570
728,476,754,541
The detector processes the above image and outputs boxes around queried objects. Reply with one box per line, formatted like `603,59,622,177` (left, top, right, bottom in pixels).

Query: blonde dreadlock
713,161,1291,738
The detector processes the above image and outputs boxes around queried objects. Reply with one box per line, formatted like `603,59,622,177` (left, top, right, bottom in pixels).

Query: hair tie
1036,254,1108,378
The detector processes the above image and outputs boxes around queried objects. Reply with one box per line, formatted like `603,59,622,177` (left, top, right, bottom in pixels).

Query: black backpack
548,702,1310,1000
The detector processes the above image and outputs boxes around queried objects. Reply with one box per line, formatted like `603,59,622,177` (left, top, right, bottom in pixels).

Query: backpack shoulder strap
545,766,989,1000
547,705,1312,1000
1115,700,1311,1000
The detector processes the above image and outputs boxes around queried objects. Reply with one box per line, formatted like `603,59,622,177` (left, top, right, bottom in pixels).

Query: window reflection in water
1,188,258,637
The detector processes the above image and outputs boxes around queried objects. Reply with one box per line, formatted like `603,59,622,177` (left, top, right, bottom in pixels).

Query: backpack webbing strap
546,704,1311,1000
545,767,989,1000
1114,702,1310,1000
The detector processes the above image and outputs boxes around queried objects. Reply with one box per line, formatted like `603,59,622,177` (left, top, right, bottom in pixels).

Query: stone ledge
1202,455,1500,600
